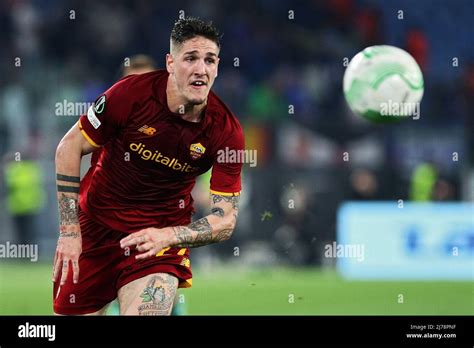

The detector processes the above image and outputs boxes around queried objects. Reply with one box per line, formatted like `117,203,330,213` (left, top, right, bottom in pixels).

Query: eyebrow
183,50,218,57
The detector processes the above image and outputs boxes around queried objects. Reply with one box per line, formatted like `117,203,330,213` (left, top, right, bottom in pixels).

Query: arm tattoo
211,207,225,217
189,218,212,234
57,173,80,193
212,194,240,210
213,229,233,242
57,185,80,193
58,193,79,225
59,232,80,238
173,226,193,246
173,195,240,248
190,218,213,246
173,218,213,248
57,174,80,183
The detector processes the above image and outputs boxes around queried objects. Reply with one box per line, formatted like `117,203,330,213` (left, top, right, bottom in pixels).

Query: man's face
167,36,219,106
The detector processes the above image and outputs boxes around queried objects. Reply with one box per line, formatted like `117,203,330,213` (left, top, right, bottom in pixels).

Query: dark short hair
171,17,221,49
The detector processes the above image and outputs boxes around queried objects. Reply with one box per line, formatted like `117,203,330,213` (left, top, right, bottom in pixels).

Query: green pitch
0,262,472,315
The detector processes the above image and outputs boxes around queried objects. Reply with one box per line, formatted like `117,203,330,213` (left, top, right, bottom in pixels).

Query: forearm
53,125,93,284
119,194,240,258
55,140,82,235
170,211,237,248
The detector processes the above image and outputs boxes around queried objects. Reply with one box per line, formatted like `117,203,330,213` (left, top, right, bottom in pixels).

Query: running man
53,17,243,315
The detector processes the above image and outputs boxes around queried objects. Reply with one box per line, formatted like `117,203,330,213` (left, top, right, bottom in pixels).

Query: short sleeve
78,77,135,147
210,122,245,196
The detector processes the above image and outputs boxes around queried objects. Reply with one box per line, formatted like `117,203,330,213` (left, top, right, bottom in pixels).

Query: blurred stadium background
0,0,473,315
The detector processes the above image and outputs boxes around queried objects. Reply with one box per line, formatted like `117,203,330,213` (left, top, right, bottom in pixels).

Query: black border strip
0,316,471,346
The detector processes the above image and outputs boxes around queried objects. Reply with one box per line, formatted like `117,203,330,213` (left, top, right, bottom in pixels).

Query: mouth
190,80,208,89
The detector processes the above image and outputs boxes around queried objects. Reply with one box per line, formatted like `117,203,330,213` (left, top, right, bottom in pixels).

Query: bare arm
119,193,240,259
52,122,98,285
56,122,96,227
171,194,239,247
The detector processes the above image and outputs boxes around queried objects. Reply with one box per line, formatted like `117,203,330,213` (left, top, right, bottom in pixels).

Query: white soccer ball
343,45,424,123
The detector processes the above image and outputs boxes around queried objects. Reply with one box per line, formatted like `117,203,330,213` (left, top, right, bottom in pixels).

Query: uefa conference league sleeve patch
87,95,105,129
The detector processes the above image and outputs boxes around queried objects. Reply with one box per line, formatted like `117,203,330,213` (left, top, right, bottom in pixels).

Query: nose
194,58,207,76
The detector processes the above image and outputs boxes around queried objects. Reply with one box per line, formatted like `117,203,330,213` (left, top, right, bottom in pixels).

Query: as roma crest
190,143,206,160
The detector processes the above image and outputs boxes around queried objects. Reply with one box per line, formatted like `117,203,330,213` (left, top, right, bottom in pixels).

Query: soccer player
53,17,243,315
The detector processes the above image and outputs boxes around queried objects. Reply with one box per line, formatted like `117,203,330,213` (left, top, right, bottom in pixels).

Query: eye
185,56,195,62
206,58,216,64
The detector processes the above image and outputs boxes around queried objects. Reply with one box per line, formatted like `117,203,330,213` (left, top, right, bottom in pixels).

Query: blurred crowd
0,0,473,266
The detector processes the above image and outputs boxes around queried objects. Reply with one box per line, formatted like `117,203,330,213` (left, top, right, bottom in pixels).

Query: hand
53,225,82,285
120,227,174,260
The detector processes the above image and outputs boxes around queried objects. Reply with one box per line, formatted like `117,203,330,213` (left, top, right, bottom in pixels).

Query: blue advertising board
337,202,474,280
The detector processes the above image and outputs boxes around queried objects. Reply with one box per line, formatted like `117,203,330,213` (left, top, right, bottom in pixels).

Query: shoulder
103,70,167,104
207,91,244,140
87,70,167,127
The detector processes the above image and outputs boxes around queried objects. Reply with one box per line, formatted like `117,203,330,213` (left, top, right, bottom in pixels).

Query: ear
166,53,174,74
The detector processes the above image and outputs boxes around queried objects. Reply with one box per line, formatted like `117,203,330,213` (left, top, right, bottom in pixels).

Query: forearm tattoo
57,173,80,229
173,218,213,248
56,174,80,183
173,195,240,248
58,193,79,226
213,229,234,242
59,231,80,238
56,185,80,193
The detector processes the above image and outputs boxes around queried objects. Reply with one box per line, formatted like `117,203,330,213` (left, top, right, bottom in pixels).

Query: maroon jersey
78,70,244,233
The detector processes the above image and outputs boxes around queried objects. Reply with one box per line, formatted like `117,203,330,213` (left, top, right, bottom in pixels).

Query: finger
52,253,62,282
124,235,149,249
72,259,80,284
120,237,140,249
137,235,147,245
52,251,58,281
60,259,70,285
136,242,154,252
135,249,157,260
120,231,146,248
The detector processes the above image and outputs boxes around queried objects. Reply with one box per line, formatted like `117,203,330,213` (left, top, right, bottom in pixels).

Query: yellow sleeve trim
177,248,187,256
78,119,100,148
210,190,241,197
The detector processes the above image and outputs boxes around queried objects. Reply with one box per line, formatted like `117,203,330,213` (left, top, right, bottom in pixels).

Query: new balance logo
138,125,157,135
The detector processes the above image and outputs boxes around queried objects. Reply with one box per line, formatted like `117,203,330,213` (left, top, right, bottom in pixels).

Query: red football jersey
78,70,244,233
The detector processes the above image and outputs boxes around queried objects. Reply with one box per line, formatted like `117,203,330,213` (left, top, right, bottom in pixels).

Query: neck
166,76,206,123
